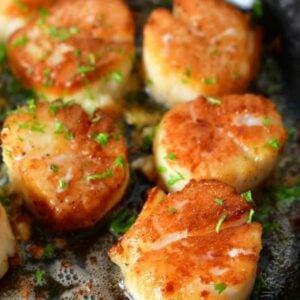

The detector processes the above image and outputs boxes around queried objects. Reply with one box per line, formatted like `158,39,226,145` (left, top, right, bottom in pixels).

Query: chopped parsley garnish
167,207,177,214
44,243,55,259
12,36,29,47
203,77,217,85
48,25,78,41
88,53,96,65
94,132,109,145
74,48,81,57
248,208,255,224
50,164,59,173
146,78,153,86
252,0,263,18
206,96,222,105
167,172,185,186
268,138,279,149
0,42,6,63
30,122,45,133
241,190,254,204
158,165,167,173
77,65,95,74
165,153,176,160
263,117,271,126
65,132,74,140
114,156,125,167
214,282,227,294
110,71,124,83
87,168,113,181
182,66,192,83
54,122,67,134
58,179,67,190
112,132,121,140
209,48,218,56
15,0,28,13
110,209,136,234
49,103,62,115
35,269,45,286
215,198,224,206
216,214,227,233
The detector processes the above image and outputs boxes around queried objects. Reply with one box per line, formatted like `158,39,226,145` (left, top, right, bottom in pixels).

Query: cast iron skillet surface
0,0,300,299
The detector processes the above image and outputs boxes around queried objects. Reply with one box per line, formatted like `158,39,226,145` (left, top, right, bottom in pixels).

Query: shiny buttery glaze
144,0,262,107
1,101,129,231
7,0,135,114
109,180,262,300
154,94,287,192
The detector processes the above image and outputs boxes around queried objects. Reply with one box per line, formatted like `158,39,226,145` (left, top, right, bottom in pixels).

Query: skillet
0,0,300,299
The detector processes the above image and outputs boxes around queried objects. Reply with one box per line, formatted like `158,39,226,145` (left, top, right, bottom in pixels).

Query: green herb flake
49,103,62,115
167,207,177,214
241,190,254,204
206,96,222,105
146,78,153,86
110,71,124,83
65,132,74,141
30,122,45,133
58,179,67,190
74,48,81,57
50,164,58,173
77,65,95,74
94,132,109,145
252,0,263,18
209,48,218,56
214,282,227,294
114,156,125,168
216,214,227,233
15,0,28,13
263,117,271,126
0,42,6,63
88,53,96,65
110,209,136,234
248,208,255,224
215,198,224,206
44,243,54,259
167,172,185,186
38,8,49,19
165,153,176,160
268,138,279,149
69,26,78,35
87,168,113,181
158,165,167,173
112,132,121,140
12,36,29,47
203,77,217,85
35,269,45,286
54,122,66,134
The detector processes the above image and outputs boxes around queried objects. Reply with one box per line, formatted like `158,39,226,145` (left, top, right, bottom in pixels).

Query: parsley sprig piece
216,214,227,233
241,190,254,204
87,168,113,181
110,209,136,234
214,282,227,294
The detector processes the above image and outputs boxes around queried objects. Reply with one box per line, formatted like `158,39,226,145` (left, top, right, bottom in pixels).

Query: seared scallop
1,100,129,231
109,180,262,300
0,204,15,279
7,0,135,115
154,94,287,193
143,0,262,107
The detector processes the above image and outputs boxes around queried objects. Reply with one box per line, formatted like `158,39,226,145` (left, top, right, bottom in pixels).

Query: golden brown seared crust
154,94,287,192
7,0,135,101
109,180,262,300
143,0,262,107
1,101,129,231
